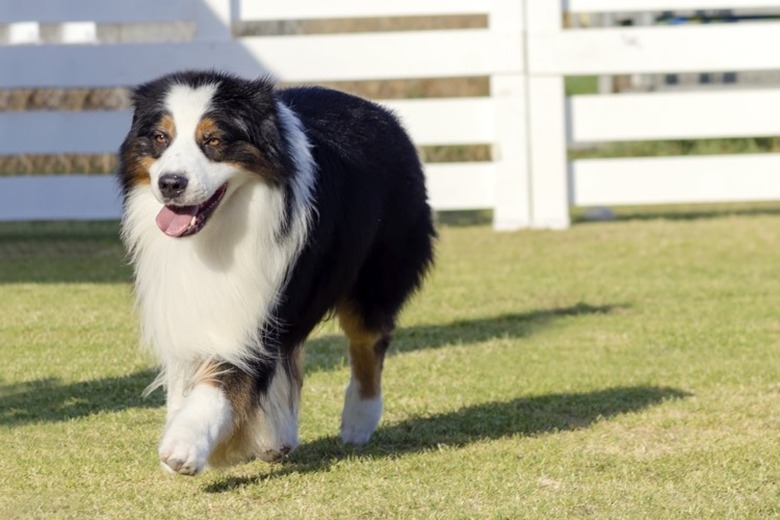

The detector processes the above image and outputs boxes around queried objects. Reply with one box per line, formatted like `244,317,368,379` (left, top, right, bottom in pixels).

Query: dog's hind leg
337,303,392,445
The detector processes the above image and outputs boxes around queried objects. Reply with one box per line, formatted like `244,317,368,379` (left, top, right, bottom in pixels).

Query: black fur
271,85,436,344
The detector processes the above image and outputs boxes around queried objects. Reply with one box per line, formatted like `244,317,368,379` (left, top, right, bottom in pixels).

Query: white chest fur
122,181,295,369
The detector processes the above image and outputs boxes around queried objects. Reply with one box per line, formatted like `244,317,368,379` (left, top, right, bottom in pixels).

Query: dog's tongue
156,205,198,237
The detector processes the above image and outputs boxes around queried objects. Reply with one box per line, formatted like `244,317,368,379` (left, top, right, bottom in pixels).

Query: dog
117,70,435,475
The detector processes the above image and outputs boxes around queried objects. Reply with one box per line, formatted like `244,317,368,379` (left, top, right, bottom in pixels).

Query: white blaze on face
149,83,237,207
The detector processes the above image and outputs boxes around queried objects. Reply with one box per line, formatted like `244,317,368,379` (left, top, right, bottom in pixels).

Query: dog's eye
153,132,168,145
205,137,221,147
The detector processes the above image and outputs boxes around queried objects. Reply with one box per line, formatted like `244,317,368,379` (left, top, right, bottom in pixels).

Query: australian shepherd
117,70,435,475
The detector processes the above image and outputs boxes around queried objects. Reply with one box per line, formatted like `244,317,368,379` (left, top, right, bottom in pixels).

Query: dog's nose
158,173,188,200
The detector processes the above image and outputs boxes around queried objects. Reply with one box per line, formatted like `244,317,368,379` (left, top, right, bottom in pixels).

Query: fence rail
571,155,780,207
568,90,780,143
566,0,780,12
2,0,780,228
237,0,489,20
530,23,780,76
0,30,522,88
0,0,193,24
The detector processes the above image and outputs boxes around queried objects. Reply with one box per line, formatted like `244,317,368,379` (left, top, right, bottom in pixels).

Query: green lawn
1,212,779,519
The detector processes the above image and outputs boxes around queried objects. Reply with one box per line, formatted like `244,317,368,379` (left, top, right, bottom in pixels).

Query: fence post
8,22,40,44
490,0,531,231
56,22,98,44
526,0,570,229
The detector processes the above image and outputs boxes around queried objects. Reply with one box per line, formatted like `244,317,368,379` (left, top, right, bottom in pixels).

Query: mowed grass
1,211,779,519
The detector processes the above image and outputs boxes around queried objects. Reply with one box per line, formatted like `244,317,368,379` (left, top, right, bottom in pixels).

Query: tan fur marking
192,359,257,468
206,352,304,468
195,116,219,143
288,346,305,396
160,114,176,140
195,116,282,183
191,360,226,387
208,424,255,468
125,113,174,186
192,360,252,428
126,156,153,185
338,305,384,399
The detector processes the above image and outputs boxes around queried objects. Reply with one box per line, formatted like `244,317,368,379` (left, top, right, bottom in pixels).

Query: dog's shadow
1,304,616,426
305,302,623,373
0,370,162,426
0,303,622,428
204,385,690,493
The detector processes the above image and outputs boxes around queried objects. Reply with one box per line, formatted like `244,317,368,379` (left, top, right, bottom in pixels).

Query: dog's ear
244,79,294,176
130,78,168,114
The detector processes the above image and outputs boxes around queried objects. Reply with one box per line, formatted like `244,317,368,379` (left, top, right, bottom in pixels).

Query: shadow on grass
0,370,162,426
435,210,494,227
204,385,690,493
1,304,618,426
305,303,622,373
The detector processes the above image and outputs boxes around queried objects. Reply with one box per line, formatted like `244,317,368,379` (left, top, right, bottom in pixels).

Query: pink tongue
156,205,198,237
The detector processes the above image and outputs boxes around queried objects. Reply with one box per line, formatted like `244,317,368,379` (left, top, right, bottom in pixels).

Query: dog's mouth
155,183,228,238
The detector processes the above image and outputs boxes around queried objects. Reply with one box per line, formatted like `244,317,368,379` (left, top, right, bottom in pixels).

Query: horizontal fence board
568,89,780,143
0,97,495,155
383,98,495,145
239,0,489,21
0,30,521,88
0,175,121,221
425,162,496,210
241,30,522,82
565,0,780,13
0,0,192,24
529,22,780,75
570,154,780,206
0,111,131,155
0,42,265,89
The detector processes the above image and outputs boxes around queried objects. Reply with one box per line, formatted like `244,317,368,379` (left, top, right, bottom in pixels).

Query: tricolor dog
117,71,435,475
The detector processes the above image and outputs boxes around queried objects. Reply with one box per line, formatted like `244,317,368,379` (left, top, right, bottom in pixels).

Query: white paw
158,423,211,476
157,383,233,475
340,382,382,445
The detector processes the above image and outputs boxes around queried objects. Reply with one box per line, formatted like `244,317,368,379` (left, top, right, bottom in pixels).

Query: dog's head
118,71,292,237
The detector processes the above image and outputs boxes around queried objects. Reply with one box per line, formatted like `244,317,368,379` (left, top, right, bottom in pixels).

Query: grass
1,212,779,519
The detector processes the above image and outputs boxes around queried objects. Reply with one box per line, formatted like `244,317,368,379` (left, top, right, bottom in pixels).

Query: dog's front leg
158,378,234,476
163,363,190,424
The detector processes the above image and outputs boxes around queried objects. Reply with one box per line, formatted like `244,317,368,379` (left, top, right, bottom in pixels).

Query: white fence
1,0,780,229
